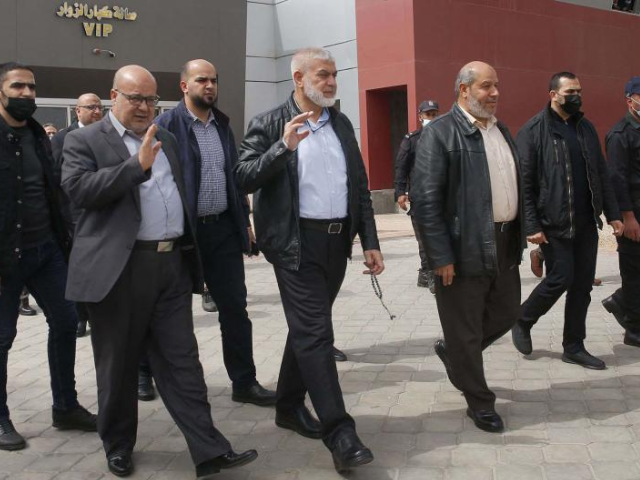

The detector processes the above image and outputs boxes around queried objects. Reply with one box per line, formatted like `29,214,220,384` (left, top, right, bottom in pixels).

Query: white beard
467,93,495,119
303,77,337,108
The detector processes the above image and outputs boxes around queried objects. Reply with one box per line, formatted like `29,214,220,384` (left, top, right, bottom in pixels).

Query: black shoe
0,419,26,451
602,295,634,331
19,304,37,316
138,373,156,402
511,319,533,355
333,347,347,362
232,383,277,407
562,350,606,370
107,453,133,477
76,320,87,338
52,405,97,431
275,405,323,439
434,339,460,389
331,432,374,473
466,408,504,433
196,450,258,478
625,330,640,347
202,292,218,313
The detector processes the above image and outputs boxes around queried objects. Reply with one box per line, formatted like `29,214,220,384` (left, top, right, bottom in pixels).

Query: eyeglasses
77,104,103,112
114,89,160,107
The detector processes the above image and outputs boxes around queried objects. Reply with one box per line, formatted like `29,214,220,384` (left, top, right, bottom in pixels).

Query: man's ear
293,71,304,89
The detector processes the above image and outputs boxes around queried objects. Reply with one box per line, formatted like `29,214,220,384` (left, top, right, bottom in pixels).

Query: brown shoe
530,248,543,278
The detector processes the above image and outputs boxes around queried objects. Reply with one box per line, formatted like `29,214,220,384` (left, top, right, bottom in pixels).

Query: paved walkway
2,213,638,480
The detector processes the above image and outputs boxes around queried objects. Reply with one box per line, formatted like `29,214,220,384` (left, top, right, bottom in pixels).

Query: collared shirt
109,111,184,240
459,106,518,222
297,108,348,219
78,121,85,128
187,108,228,217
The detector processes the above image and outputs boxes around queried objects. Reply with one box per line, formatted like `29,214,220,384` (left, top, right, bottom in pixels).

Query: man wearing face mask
512,71,623,369
0,62,97,451
394,100,439,290
602,76,640,346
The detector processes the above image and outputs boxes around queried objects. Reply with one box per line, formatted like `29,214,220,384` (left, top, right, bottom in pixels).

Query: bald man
51,93,104,337
411,61,525,433
154,59,276,406
62,65,257,478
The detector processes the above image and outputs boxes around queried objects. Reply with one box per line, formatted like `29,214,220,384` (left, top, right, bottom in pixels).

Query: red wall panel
357,0,640,190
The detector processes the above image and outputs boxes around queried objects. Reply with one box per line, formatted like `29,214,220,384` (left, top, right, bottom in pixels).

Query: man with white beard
235,47,383,472
411,61,526,433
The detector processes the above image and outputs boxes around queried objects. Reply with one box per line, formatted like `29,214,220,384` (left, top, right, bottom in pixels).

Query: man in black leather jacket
412,61,526,433
236,47,383,473
602,76,640,347
512,72,623,370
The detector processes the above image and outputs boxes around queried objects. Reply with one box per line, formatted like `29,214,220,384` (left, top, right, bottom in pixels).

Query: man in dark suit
51,92,103,338
236,47,383,473
61,65,256,479
154,59,276,406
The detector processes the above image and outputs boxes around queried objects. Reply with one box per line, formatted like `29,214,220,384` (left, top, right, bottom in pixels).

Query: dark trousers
196,211,256,388
613,247,640,331
521,214,598,351
410,214,429,271
87,247,230,464
274,226,355,449
0,239,79,420
435,225,520,411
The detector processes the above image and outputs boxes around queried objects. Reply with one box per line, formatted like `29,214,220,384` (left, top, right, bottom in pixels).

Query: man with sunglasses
51,93,104,338
62,65,256,478
0,62,97,451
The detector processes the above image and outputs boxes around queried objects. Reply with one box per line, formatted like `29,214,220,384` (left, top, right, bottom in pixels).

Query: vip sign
56,2,138,38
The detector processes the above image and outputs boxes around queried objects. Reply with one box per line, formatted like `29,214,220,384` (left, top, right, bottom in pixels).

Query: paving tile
2,233,636,480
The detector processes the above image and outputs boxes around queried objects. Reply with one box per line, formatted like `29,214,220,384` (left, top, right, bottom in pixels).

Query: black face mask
558,94,582,116
3,97,37,121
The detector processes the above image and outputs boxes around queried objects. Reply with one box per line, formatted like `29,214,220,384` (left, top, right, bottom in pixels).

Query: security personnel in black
603,76,640,346
394,100,439,289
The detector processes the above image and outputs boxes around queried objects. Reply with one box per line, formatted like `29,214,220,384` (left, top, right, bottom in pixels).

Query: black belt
198,211,229,224
299,217,348,234
495,221,513,233
134,237,182,252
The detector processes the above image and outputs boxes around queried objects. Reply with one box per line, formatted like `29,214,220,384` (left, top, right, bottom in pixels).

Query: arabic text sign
56,3,138,38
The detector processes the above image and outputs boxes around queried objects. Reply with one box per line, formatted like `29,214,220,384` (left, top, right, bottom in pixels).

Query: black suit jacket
61,115,204,302
51,121,80,233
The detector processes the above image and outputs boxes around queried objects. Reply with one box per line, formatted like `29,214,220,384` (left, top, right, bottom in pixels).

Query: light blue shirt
109,112,184,240
296,108,348,219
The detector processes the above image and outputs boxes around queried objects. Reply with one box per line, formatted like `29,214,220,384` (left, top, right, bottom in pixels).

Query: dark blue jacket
155,100,251,252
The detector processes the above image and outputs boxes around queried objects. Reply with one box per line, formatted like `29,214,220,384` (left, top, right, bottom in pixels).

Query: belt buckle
327,223,342,234
157,241,174,252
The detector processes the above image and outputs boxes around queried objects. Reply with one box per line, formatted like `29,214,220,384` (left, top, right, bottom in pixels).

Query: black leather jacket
517,104,620,238
412,103,526,277
235,94,380,270
0,115,69,276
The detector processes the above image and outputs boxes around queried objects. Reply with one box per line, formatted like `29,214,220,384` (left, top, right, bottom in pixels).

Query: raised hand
282,112,313,151
138,124,162,171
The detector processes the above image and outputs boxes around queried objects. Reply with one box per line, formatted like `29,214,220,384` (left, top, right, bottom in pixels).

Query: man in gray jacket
62,64,256,479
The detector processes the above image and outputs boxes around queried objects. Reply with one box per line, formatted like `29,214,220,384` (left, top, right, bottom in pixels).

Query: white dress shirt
459,106,518,222
109,112,184,240
296,108,348,219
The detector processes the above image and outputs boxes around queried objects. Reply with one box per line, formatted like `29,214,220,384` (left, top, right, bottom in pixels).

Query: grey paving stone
543,464,595,480
591,462,640,480
494,465,544,480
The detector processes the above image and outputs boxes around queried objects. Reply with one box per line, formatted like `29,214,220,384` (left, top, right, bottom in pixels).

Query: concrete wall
245,0,360,140
0,0,247,135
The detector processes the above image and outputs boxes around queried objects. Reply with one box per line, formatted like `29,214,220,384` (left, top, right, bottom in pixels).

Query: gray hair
290,47,335,78
454,65,477,97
